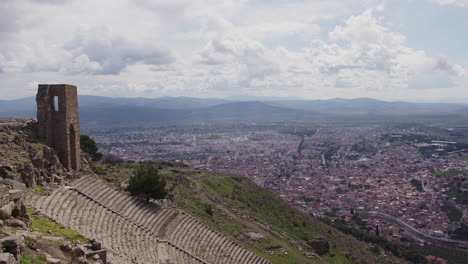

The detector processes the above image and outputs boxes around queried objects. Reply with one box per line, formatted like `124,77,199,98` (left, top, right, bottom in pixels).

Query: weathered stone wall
36,84,81,170
0,119,68,187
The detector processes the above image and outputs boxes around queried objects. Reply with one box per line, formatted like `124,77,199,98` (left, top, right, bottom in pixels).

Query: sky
0,0,467,102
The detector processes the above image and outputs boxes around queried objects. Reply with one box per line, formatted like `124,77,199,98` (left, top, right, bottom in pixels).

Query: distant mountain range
1,95,467,124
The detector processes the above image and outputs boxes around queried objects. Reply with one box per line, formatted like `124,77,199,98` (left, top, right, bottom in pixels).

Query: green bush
442,204,463,222
80,134,103,161
127,166,168,200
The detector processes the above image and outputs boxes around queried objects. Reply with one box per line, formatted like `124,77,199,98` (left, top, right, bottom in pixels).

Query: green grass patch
175,174,325,263
433,169,464,178
198,175,322,241
319,137,336,144
31,185,46,195
27,207,86,242
174,180,246,238
20,248,48,264
323,252,354,264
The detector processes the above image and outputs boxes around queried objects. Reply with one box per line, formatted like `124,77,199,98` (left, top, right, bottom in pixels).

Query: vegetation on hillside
441,204,463,222
127,166,168,200
80,134,103,161
20,207,88,264
320,218,429,264
174,170,411,264
410,179,424,192
28,207,87,241
433,169,464,178
91,162,414,264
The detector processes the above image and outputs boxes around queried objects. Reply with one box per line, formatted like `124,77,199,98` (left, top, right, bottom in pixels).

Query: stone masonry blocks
36,84,81,170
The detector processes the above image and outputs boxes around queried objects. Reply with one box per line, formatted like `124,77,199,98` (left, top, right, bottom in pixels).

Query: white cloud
0,0,466,100
243,22,321,41
409,72,455,89
434,0,468,6
63,26,175,74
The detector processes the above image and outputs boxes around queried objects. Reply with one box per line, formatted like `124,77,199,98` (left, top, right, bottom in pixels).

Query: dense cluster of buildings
90,124,468,243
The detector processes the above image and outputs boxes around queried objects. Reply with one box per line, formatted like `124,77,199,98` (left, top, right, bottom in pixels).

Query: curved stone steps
59,188,77,226
68,196,149,263
32,176,269,264
29,188,200,264
165,212,264,264
72,177,170,230
33,191,132,263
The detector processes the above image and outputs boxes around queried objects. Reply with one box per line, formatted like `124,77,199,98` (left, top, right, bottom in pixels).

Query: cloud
409,73,455,89
303,9,465,93
0,0,466,100
432,56,464,75
196,34,280,85
434,0,468,6
63,26,175,74
188,8,468,98
133,0,190,17
244,21,321,41
0,3,25,39
335,78,355,88
27,0,74,4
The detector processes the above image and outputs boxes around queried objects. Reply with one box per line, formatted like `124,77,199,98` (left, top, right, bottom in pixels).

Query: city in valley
86,120,468,247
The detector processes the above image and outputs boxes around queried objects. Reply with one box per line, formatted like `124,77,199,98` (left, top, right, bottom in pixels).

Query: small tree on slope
80,134,103,161
127,166,168,200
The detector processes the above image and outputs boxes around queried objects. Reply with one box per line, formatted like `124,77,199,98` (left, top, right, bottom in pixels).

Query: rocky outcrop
0,178,29,263
0,119,91,188
0,252,17,264
0,235,25,262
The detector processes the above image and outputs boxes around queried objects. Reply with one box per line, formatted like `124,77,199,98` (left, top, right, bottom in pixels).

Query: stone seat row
31,187,202,264
71,176,270,264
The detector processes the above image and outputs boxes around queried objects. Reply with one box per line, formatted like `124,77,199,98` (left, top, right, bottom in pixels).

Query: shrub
205,204,214,216
80,134,103,161
127,166,168,200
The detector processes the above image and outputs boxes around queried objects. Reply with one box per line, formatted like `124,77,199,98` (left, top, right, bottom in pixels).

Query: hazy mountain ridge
271,97,465,115
189,101,311,120
1,95,467,122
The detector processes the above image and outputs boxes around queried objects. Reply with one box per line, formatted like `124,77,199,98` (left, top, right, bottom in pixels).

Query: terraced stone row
72,176,178,237
45,176,270,264
30,187,200,264
167,213,269,264
73,176,270,264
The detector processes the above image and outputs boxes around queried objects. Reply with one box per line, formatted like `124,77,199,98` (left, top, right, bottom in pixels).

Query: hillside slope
96,163,410,264
0,119,410,264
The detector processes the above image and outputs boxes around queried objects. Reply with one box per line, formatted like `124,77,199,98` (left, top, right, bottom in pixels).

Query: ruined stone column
36,84,81,170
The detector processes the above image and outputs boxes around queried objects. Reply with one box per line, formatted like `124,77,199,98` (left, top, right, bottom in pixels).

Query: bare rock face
5,220,27,230
0,119,90,188
0,202,14,221
238,231,266,241
72,244,88,264
0,235,25,261
0,253,17,264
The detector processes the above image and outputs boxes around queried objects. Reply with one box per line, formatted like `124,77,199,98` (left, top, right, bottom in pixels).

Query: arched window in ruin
70,124,78,170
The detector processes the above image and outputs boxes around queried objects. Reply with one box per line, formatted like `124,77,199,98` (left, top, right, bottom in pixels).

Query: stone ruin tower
36,84,81,170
